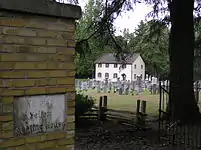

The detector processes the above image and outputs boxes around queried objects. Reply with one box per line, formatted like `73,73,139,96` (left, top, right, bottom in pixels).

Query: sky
77,0,153,35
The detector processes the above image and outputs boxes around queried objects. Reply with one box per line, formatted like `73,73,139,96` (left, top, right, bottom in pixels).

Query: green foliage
130,20,169,76
75,93,95,121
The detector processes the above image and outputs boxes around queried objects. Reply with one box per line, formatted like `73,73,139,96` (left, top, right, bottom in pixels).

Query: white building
95,53,145,82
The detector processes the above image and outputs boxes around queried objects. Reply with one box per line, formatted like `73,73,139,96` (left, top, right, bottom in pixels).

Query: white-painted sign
14,94,66,136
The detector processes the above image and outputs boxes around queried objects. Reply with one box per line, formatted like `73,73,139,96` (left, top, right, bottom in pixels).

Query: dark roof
95,53,140,64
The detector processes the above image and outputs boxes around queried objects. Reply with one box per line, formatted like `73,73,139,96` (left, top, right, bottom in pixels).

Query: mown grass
79,89,161,116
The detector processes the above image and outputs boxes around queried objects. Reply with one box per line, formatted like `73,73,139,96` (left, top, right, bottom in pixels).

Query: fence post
136,99,141,128
103,96,108,121
141,100,147,127
98,96,103,121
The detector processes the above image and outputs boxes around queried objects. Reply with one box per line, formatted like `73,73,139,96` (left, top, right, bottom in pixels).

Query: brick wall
0,11,76,150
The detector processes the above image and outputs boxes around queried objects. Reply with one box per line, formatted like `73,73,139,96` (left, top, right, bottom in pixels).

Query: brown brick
0,79,13,87
0,62,14,69
57,78,74,85
13,79,35,87
66,145,75,150
38,47,57,54
37,141,56,149
58,63,75,70
46,78,57,86
67,115,75,123
2,121,13,130
46,87,66,94
67,122,75,130
1,26,16,35
46,132,66,140
25,38,46,45
35,79,48,86
0,138,25,148
46,39,67,46
27,71,47,78
25,136,43,144
66,93,76,101
57,47,75,55
15,145,36,150
2,89,25,96
0,44,15,53
66,87,75,92
0,19,26,27
2,103,13,113
57,137,74,146
14,62,36,69
0,53,25,61
67,107,75,115
47,71,67,77
67,40,76,47
35,62,48,69
37,30,58,38
16,28,37,37
67,101,75,107
0,130,13,138
0,71,25,79
66,71,76,77
25,87,46,95
61,32,75,40
1,97,14,103
0,115,13,121
0,36,25,44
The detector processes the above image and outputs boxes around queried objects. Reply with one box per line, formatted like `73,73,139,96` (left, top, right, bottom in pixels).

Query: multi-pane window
114,64,118,68
105,73,109,78
134,64,136,69
98,63,102,68
134,74,136,79
98,73,102,78
105,64,109,68
113,73,118,78
141,65,143,69
122,64,126,69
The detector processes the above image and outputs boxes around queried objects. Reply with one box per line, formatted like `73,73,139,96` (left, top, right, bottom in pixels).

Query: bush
75,93,95,121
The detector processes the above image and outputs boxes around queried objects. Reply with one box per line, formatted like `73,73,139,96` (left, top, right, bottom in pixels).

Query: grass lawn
81,89,161,116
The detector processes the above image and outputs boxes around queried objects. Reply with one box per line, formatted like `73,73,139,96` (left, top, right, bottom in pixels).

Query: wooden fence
80,96,148,128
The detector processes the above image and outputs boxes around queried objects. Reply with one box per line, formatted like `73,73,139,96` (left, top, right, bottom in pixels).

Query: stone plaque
13,94,66,136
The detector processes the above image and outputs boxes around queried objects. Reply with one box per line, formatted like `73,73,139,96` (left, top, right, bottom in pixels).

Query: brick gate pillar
0,0,81,149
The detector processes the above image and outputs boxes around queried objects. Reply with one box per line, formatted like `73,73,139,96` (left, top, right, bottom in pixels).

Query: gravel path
75,120,176,150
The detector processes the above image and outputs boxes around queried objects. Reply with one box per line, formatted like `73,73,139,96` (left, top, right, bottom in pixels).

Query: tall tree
127,20,169,77
168,0,200,122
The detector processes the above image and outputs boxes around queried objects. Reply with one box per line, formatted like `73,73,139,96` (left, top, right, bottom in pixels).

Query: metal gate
158,80,201,149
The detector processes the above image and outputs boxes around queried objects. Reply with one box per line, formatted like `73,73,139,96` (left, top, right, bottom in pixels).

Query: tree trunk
169,0,200,123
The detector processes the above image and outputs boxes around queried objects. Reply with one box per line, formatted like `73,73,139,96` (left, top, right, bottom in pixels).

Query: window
114,64,118,68
122,64,126,69
98,63,102,68
141,65,143,69
105,73,109,78
134,64,136,69
134,74,136,79
113,73,118,78
98,73,102,78
105,64,109,68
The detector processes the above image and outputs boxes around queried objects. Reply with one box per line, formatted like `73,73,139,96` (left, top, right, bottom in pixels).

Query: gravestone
119,84,123,95
97,81,101,93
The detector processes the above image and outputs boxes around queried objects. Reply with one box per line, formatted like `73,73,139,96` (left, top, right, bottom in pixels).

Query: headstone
119,84,123,95
97,82,101,93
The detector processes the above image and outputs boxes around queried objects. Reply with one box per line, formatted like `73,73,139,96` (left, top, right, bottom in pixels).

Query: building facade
95,53,145,82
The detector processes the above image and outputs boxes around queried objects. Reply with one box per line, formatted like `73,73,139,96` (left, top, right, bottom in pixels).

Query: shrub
75,93,95,121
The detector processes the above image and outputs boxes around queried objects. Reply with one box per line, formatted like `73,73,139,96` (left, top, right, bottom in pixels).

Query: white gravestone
14,94,66,136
